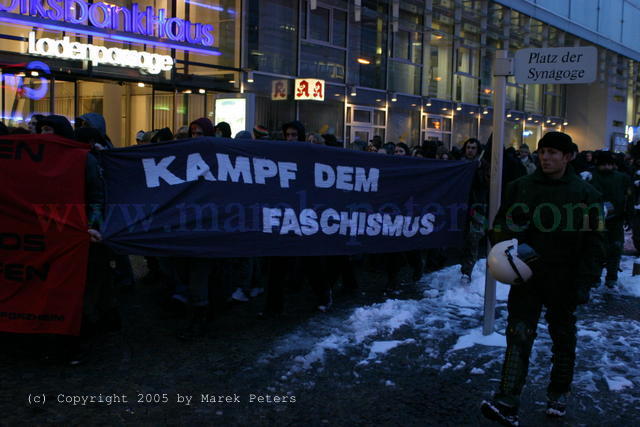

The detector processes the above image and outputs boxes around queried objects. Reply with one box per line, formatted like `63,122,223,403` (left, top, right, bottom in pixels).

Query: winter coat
80,113,114,148
86,152,104,229
589,169,632,225
492,165,605,292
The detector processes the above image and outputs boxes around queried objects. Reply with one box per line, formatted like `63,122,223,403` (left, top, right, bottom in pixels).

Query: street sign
514,46,597,85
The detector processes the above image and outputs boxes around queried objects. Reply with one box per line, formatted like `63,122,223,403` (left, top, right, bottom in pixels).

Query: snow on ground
258,256,640,410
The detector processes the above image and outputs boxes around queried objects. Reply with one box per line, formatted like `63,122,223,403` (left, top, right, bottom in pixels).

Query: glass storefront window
53,80,75,122
452,112,478,146
78,81,104,116
300,43,345,82
524,85,543,114
310,7,331,42
153,90,175,133
2,73,51,128
348,1,387,89
507,83,525,111
333,10,347,47
176,93,206,130
425,33,452,98
389,61,420,95
299,84,344,140
248,0,298,76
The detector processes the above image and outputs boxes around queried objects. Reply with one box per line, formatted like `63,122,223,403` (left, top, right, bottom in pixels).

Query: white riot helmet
487,239,539,285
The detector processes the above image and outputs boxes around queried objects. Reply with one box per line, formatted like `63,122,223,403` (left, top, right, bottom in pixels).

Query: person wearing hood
589,150,632,288
215,121,232,138
39,115,75,139
188,117,215,137
282,120,306,142
77,113,114,148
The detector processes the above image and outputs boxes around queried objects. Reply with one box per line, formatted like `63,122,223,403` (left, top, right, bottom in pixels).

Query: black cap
538,131,574,154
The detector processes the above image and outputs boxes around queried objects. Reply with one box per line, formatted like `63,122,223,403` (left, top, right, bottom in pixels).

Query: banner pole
483,50,510,336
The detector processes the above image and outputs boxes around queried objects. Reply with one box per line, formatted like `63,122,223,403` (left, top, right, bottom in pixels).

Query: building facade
1,0,639,151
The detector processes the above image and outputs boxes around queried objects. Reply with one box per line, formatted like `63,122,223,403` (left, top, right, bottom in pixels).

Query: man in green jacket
589,150,631,288
481,132,605,426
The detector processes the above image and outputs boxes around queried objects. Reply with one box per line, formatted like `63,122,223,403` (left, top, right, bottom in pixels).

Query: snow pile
258,256,640,413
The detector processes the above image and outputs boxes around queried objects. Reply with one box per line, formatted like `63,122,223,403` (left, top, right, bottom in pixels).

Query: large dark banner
99,138,477,257
0,135,90,335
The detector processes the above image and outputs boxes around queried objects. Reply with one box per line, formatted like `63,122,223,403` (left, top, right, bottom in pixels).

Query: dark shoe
605,279,617,289
481,399,519,427
545,392,568,417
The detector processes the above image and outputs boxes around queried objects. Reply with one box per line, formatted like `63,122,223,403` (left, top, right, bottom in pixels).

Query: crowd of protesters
2,112,639,366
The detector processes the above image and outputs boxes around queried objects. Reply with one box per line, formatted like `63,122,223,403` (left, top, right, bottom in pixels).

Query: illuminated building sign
27,31,173,74
271,79,288,101
0,0,220,55
294,78,324,101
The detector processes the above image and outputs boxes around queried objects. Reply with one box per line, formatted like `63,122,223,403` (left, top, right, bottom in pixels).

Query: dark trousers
497,279,578,407
603,221,624,281
265,256,330,313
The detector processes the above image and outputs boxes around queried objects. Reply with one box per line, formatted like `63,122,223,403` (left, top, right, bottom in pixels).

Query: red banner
0,134,90,335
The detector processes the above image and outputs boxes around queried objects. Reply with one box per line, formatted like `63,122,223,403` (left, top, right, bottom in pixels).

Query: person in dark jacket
589,150,631,288
39,115,75,139
189,118,215,137
481,131,605,426
77,113,114,148
282,120,306,142
215,121,232,138
459,138,489,284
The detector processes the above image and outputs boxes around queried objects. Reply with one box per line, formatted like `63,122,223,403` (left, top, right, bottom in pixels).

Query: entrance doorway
346,105,386,146
421,114,452,148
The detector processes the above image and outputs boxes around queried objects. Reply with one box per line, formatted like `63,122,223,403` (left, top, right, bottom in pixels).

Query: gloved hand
634,180,640,187
575,286,591,305
580,171,592,181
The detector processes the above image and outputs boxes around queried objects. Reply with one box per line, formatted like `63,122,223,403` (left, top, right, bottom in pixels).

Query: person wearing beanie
589,150,632,289
482,130,605,424
253,125,269,140
39,115,75,139
188,117,215,137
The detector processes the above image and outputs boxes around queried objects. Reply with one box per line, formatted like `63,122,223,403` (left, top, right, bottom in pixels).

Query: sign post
482,46,597,335
483,49,511,336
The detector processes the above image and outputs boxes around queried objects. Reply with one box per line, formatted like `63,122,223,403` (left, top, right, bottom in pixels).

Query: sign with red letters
294,78,325,101
0,134,90,335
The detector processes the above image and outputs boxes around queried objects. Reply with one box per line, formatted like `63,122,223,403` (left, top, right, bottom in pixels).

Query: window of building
425,32,452,99
300,42,346,82
248,0,298,76
348,1,388,90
